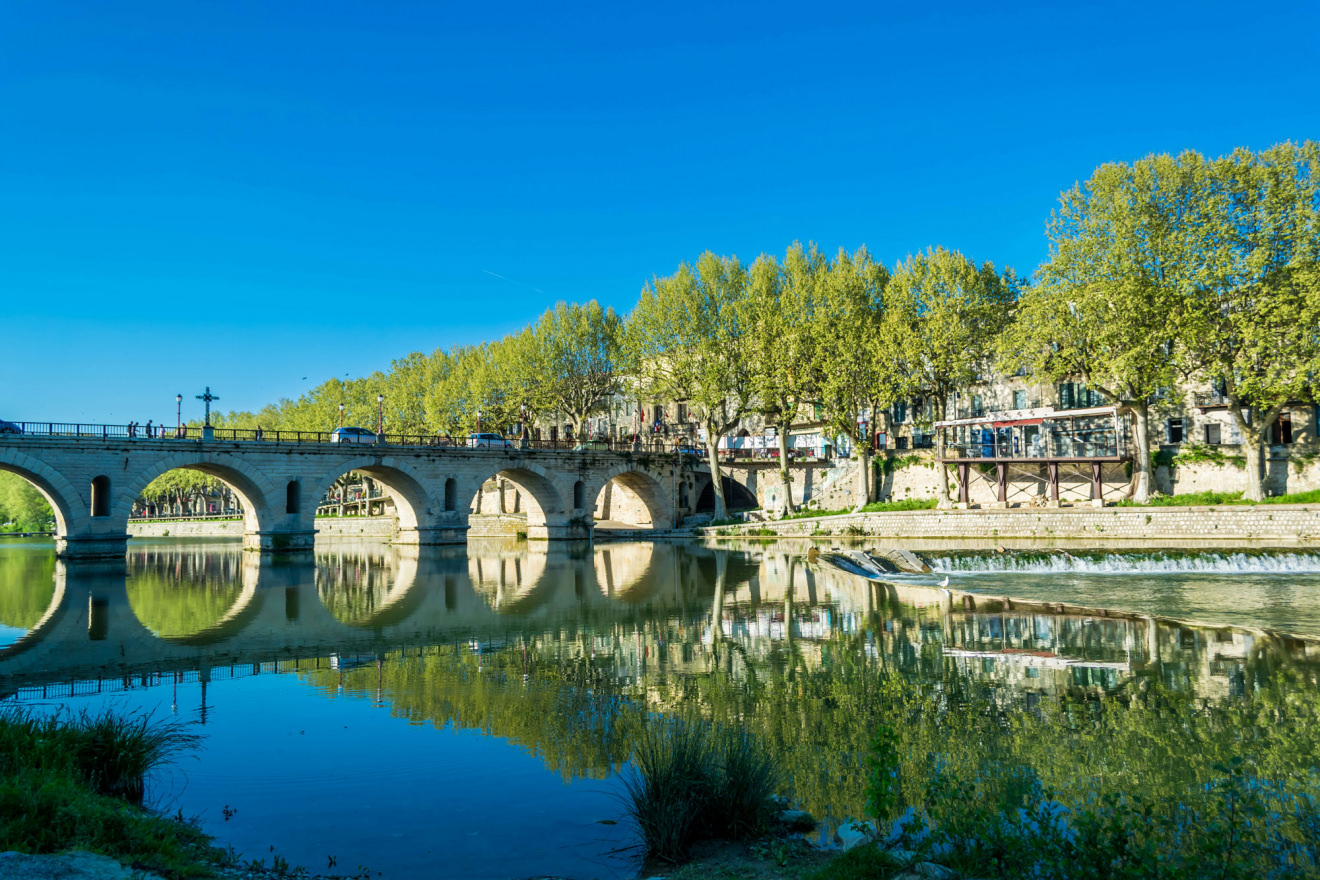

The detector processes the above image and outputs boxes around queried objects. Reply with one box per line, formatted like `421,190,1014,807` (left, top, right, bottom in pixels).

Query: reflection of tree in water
301,581,1320,827
299,644,646,781
125,547,246,638
0,550,56,631
315,548,397,625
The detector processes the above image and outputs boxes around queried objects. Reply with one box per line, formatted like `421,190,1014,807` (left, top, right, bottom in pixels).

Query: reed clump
623,717,782,862
0,707,221,878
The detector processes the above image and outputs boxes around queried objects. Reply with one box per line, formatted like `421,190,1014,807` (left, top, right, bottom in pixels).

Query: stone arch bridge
0,431,710,558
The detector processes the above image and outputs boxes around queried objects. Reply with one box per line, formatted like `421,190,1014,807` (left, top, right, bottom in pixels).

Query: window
1205,423,1222,445
893,401,907,424
676,403,687,423
1013,390,1027,410
1166,419,1184,444
653,405,664,424
1271,414,1293,446
896,436,909,450
90,475,110,518
1058,383,1074,410
971,395,983,417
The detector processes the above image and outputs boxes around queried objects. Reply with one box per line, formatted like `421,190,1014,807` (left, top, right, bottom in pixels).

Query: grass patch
782,499,937,520
0,707,221,878
1117,488,1320,507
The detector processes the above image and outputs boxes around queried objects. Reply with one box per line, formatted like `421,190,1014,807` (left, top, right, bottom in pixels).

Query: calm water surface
1,537,1318,879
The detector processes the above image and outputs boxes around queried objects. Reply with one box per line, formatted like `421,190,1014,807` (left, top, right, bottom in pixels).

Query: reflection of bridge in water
2,542,1317,705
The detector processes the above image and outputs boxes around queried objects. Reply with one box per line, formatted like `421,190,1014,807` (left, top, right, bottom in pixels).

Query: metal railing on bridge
0,422,710,454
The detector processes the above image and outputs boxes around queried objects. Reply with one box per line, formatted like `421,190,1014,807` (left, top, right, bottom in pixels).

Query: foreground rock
0,852,161,880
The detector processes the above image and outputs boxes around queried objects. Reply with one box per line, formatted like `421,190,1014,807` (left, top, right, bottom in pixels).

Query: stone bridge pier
0,436,693,559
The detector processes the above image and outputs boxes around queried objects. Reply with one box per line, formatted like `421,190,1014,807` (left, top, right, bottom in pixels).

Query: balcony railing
951,400,1042,420
1194,392,1230,408
942,432,1121,461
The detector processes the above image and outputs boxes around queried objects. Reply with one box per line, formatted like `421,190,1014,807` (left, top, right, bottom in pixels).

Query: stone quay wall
129,516,396,539
127,514,527,540
704,505,1320,545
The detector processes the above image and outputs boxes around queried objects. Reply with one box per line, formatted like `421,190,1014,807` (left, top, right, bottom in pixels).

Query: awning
992,418,1043,428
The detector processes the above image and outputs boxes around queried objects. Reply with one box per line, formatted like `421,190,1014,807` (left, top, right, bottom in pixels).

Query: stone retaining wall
466,514,527,537
128,516,397,539
705,505,1320,544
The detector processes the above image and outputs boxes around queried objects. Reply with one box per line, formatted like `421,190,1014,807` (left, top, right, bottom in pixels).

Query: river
1,537,1318,879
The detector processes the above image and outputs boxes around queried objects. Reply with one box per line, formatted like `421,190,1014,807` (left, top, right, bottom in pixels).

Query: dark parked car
0,419,22,434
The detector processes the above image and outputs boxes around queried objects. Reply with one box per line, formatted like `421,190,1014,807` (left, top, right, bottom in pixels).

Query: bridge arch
305,457,444,544
461,462,581,540
119,452,278,535
0,451,81,536
586,463,676,530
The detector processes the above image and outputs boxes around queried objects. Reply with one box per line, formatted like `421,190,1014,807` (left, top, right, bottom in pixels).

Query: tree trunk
1227,400,1278,502
1130,401,1153,503
704,428,728,520
776,414,794,515
1241,434,1267,502
853,441,871,513
934,394,951,506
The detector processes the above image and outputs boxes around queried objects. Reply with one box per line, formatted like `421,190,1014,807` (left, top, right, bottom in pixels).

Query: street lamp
377,394,384,435
175,394,182,434
338,402,345,428
520,405,527,441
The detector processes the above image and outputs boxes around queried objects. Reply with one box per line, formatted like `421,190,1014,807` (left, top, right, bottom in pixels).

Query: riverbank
697,503,1320,546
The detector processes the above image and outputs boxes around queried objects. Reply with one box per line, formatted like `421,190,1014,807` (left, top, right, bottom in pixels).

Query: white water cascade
929,551,1320,575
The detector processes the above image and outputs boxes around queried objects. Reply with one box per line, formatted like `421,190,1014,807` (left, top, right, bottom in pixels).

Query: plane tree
810,247,897,509
1177,142,1320,501
623,252,753,520
746,244,827,515
1002,156,1186,503
889,247,1017,505
521,300,624,437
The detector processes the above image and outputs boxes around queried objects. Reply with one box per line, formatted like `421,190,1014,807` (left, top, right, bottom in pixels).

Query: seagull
938,576,950,588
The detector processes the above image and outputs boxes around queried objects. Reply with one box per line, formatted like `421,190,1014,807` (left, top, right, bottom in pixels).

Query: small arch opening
573,480,586,510
594,471,667,529
444,478,457,512
90,476,111,518
286,480,301,515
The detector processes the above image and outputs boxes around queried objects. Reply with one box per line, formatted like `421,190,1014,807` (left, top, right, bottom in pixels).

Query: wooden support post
1048,461,1059,502
958,462,971,505
1091,461,1103,501
996,462,1008,504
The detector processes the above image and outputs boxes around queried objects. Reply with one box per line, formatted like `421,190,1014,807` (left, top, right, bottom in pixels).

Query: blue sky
2,0,1317,424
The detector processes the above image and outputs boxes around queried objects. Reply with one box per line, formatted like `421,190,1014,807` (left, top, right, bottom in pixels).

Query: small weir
928,549,1320,575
